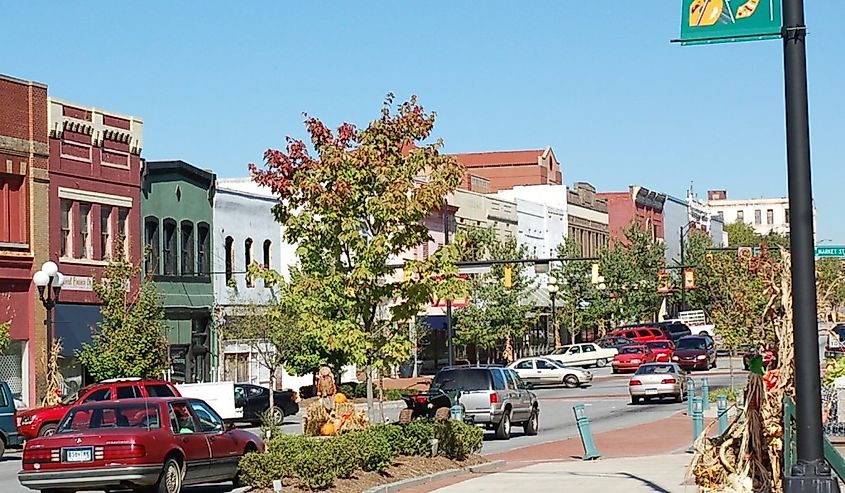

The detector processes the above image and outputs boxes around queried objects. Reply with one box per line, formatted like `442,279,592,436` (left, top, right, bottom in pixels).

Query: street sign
815,246,845,258
677,0,782,45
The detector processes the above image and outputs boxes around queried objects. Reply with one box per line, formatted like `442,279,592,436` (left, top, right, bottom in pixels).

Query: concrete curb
354,400,407,411
362,460,507,493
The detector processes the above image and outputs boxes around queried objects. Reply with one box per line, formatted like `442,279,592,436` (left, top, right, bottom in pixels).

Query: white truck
678,310,716,339
175,381,243,421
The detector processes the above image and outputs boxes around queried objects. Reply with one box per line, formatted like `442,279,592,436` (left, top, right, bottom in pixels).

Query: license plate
64,447,93,463
645,388,658,395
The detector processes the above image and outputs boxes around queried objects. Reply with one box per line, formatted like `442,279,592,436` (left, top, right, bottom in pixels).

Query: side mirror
524,382,535,390
225,421,236,432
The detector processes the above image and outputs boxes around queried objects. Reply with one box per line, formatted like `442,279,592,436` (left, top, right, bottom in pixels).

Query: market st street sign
815,246,845,258
677,0,783,45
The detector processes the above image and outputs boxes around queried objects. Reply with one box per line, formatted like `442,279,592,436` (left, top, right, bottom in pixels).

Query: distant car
609,325,671,343
672,335,717,371
657,322,693,342
645,340,675,362
628,363,688,404
546,343,617,368
595,336,637,350
509,357,593,388
234,383,300,426
0,381,22,458
611,345,657,373
16,378,180,440
18,397,263,493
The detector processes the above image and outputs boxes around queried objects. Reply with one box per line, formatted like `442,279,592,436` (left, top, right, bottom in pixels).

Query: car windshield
648,341,671,349
549,347,570,355
432,369,490,391
57,403,161,433
635,364,676,375
669,325,690,334
619,346,644,355
677,338,707,350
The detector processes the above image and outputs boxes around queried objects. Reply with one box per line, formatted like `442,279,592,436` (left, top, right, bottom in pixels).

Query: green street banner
678,0,782,45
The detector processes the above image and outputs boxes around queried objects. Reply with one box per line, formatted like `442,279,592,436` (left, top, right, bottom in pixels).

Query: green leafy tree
552,238,600,345
678,228,714,311
453,227,536,363
817,258,845,322
0,320,10,354
725,221,760,247
250,95,465,416
77,244,168,381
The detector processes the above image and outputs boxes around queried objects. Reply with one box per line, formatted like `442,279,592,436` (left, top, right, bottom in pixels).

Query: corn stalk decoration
41,339,64,408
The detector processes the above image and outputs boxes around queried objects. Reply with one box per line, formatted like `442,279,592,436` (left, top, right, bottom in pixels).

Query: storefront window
0,341,26,406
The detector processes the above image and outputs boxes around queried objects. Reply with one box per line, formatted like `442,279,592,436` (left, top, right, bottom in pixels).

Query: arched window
180,220,194,276
144,216,159,275
244,238,254,287
197,222,210,275
162,219,177,276
225,236,234,282
263,240,272,269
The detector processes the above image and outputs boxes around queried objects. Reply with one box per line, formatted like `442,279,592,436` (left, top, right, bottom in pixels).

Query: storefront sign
62,276,94,291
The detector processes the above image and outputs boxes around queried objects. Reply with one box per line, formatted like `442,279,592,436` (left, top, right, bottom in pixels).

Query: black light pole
548,276,559,348
443,199,454,366
782,1,839,491
679,226,687,312
32,261,64,355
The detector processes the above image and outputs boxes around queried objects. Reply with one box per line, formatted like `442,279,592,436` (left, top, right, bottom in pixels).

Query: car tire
0,438,5,459
711,359,717,369
631,396,640,405
398,408,414,425
495,409,512,440
155,457,182,493
596,359,608,368
563,375,580,388
38,423,57,437
674,392,683,403
523,408,539,436
270,406,285,426
612,368,618,374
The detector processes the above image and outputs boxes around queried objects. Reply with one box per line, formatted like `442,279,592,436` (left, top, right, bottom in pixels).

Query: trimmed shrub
401,419,436,456
435,420,483,460
369,423,406,456
293,444,338,490
237,451,287,488
325,435,360,479
346,430,395,472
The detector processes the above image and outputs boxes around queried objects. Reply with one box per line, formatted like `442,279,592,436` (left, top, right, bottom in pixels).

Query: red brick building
597,186,666,245
452,147,561,192
47,98,143,390
0,74,50,405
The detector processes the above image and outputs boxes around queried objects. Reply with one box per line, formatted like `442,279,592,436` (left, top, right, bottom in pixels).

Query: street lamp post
32,261,64,353
547,276,559,348
679,223,695,312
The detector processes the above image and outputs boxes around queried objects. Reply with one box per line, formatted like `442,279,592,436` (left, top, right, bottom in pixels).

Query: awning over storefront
54,303,100,358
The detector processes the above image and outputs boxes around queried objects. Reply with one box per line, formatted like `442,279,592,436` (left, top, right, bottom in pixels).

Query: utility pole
782,0,838,491
679,226,687,312
443,199,454,366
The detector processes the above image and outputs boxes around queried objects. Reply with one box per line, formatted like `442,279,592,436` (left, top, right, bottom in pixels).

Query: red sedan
18,397,263,493
645,340,675,363
611,345,657,373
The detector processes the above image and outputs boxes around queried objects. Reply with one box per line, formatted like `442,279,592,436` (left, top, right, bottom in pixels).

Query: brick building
567,182,609,257
0,74,50,406
597,186,666,245
47,98,144,392
452,147,562,192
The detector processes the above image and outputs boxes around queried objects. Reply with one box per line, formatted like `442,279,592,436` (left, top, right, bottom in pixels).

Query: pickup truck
545,343,618,368
176,381,243,421
0,381,23,458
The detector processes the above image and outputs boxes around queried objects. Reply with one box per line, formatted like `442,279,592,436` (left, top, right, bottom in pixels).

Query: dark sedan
671,336,717,371
595,336,637,350
234,383,300,426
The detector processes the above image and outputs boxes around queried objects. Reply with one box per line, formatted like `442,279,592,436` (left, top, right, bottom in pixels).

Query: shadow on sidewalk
460,469,676,492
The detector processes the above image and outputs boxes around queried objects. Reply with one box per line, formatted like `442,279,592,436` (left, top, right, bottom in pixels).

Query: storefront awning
54,304,100,358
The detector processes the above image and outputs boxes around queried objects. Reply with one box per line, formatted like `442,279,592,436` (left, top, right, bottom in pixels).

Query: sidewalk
400,412,709,492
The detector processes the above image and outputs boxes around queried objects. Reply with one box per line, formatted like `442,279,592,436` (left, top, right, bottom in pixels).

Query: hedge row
238,419,483,490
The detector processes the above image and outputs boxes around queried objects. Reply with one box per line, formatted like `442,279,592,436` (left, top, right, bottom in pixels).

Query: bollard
573,404,601,460
688,397,704,453
687,378,696,415
701,377,710,411
717,395,728,435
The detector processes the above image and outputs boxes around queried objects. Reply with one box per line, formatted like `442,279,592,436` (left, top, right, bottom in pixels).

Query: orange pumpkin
335,393,348,404
320,422,335,436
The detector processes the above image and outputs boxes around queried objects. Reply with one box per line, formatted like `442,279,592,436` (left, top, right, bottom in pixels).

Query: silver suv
431,365,539,440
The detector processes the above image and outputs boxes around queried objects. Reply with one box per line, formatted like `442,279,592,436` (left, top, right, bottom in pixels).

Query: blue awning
54,304,100,358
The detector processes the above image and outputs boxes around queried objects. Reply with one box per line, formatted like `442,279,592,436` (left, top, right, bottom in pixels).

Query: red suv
16,378,179,440
609,325,670,343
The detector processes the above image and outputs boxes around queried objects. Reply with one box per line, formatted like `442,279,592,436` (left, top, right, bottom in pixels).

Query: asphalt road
2,358,747,492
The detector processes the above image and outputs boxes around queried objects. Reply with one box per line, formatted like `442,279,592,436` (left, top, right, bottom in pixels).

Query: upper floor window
60,200,72,257
181,221,194,276
79,203,92,259
736,210,744,222
224,236,234,282
766,209,774,225
0,174,27,246
754,209,762,225
117,207,129,259
197,223,210,275
263,240,272,269
163,219,177,276
100,205,112,259
144,216,159,275
244,238,254,287
785,208,790,225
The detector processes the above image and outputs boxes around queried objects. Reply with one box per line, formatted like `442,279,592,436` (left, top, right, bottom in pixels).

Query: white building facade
706,189,816,242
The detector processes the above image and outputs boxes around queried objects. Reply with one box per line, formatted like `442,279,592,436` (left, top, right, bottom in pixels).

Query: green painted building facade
141,160,216,383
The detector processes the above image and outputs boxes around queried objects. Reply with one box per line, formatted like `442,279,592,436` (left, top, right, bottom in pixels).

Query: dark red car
17,378,180,440
18,397,263,493
611,345,657,373
645,340,675,363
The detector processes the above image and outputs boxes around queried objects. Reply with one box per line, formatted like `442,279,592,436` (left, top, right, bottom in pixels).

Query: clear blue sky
5,2,845,241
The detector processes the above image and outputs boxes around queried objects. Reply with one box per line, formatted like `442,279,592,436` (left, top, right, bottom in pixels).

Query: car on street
611,345,657,373
16,378,180,440
656,321,693,342
545,343,617,368
0,381,23,458
234,383,300,426
645,340,675,362
595,336,637,350
608,324,671,343
431,366,539,440
18,397,263,493
628,363,688,404
509,357,593,388
672,335,717,370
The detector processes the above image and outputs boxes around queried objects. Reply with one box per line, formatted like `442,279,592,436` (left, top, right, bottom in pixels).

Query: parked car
645,340,675,362
18,397,263,493
608,325,671,343
0,381,23,458
234,383,300,426
611,345,657,373
595,336,637,350
16,378,180,440
657,321,693,342
628,363,688,404
509,357,593,388
429,366,539,440
672,335,717,370
825,324,845,359
546,343,617,368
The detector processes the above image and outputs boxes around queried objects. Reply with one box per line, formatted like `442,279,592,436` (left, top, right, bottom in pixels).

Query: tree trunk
378,370,385,424
475,346,480,366
268,371,276,420
365,365,375,422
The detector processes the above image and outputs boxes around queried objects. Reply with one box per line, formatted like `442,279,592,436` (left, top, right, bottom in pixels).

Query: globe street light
547,276,559,349
32,261,64,352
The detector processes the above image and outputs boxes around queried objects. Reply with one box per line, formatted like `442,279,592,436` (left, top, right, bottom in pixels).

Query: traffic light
504,265,513,288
